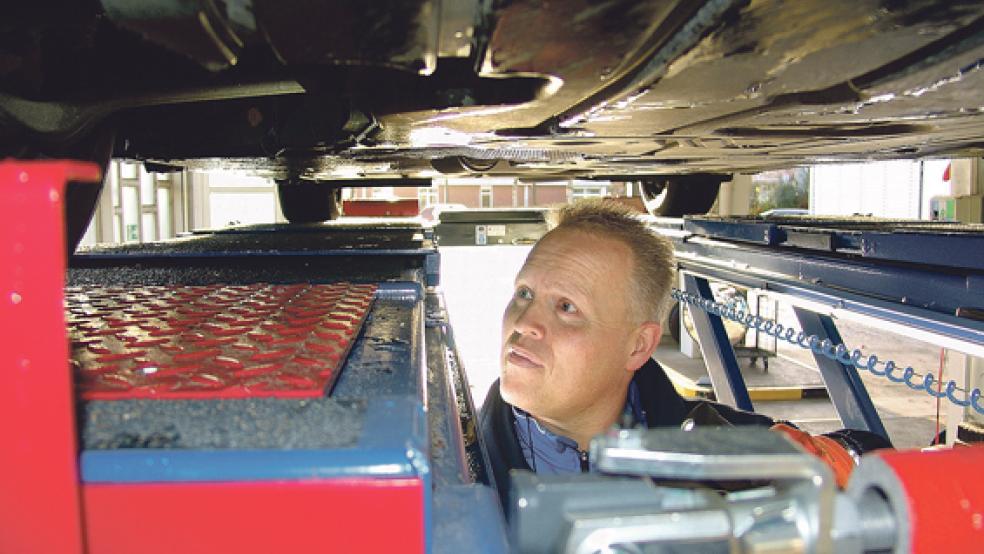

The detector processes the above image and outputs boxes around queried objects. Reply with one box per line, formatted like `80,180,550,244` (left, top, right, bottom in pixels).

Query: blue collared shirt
512,378,648,474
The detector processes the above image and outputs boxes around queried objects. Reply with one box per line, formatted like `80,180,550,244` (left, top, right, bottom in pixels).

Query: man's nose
512,302,545,339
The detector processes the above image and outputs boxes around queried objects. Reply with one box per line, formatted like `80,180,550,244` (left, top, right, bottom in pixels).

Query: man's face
500,228,642,423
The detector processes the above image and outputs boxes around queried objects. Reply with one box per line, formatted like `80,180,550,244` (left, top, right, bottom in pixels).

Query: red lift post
1,161,429,553
0,161,102,554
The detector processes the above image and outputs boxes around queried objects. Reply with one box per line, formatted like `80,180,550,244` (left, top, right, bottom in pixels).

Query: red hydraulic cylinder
851,445,984,553
0,161,102,554
878,446,984,552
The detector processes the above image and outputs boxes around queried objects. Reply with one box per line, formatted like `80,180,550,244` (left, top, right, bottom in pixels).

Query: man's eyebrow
544,276,591,304
514,264,592,303
563,281,592,303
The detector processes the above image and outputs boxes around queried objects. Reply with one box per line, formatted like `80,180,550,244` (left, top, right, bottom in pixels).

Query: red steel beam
343,198,420,217
0,161,102,553
83,478,425,553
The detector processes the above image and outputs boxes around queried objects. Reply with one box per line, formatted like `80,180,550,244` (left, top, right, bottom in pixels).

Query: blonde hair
548,198,675,323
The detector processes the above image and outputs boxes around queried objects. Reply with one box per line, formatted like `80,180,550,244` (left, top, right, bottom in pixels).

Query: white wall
717,174,753,216
177,171,283,230
810,160,950,219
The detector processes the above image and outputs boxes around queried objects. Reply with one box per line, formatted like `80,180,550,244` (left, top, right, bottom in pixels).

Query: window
372,186,395,199
122,186,139,242
157,188,172,238
91,160,180,246
418,184,438,208
141,213,157,241
571,183,608,199
140,170,155,206
120,161,138,180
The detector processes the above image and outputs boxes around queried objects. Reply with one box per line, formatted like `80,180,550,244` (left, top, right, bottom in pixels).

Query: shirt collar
512,376,647,472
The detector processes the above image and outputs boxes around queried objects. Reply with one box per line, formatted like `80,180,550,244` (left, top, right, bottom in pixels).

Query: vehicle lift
1,161,983,553
510,216,984,553
1,161,507,554
656,214,984,434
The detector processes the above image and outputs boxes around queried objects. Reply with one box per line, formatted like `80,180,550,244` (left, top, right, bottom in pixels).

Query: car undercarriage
4,4,984,551
4,0,984,227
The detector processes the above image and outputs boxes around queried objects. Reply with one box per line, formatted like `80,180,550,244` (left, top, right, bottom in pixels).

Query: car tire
65,178,105,253
276,179,342,223
17,126,116,254
668,302,681,344
430,156,502,175
639,174,726,217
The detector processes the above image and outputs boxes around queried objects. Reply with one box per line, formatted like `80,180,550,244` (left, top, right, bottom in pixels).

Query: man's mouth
505,345,544,369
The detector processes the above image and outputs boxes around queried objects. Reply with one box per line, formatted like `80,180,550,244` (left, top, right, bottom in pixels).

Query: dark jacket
478,358,775,508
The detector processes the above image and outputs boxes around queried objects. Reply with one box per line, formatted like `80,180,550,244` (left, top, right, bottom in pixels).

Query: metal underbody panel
3,1,984,180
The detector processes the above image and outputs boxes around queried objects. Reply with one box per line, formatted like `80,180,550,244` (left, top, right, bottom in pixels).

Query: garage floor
440,245,943,449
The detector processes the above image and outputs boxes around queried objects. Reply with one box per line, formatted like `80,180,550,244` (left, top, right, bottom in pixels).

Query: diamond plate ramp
68,283,375,400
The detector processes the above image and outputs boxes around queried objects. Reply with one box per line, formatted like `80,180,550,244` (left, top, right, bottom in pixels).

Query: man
479,199,888,508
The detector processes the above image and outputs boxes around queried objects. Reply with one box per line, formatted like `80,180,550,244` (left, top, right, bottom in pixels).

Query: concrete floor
440,245,948,449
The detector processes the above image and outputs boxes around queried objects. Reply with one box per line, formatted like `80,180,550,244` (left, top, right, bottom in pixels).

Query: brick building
346,178,630,210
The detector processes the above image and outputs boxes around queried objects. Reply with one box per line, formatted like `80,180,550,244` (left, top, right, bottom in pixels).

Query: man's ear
626,322,662,372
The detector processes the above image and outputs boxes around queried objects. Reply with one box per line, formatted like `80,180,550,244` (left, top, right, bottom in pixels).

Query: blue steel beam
682,216,984,272
671,235,984,320
683,274,754,411
674,258,984,357
792,309,889,440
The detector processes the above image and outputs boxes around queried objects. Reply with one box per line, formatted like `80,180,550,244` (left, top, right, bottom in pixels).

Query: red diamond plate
68,283,376,400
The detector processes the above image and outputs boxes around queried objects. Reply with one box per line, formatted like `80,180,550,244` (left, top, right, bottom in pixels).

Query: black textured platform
75,221,429,256
81,397,365,450
69,222,432,286
67,258,423,287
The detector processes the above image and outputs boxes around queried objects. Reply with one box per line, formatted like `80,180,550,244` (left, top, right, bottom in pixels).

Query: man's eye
516,287,534,300
559,301,578,314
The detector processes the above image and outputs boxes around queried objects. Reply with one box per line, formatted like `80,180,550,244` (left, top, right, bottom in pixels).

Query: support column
683,274,753,411
95,162,116,243
948,158,983,196
792,308,889,439
188,170,211,229
678,272,700,359
716,174,753,216
0,161,102,554
943,353,983,446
